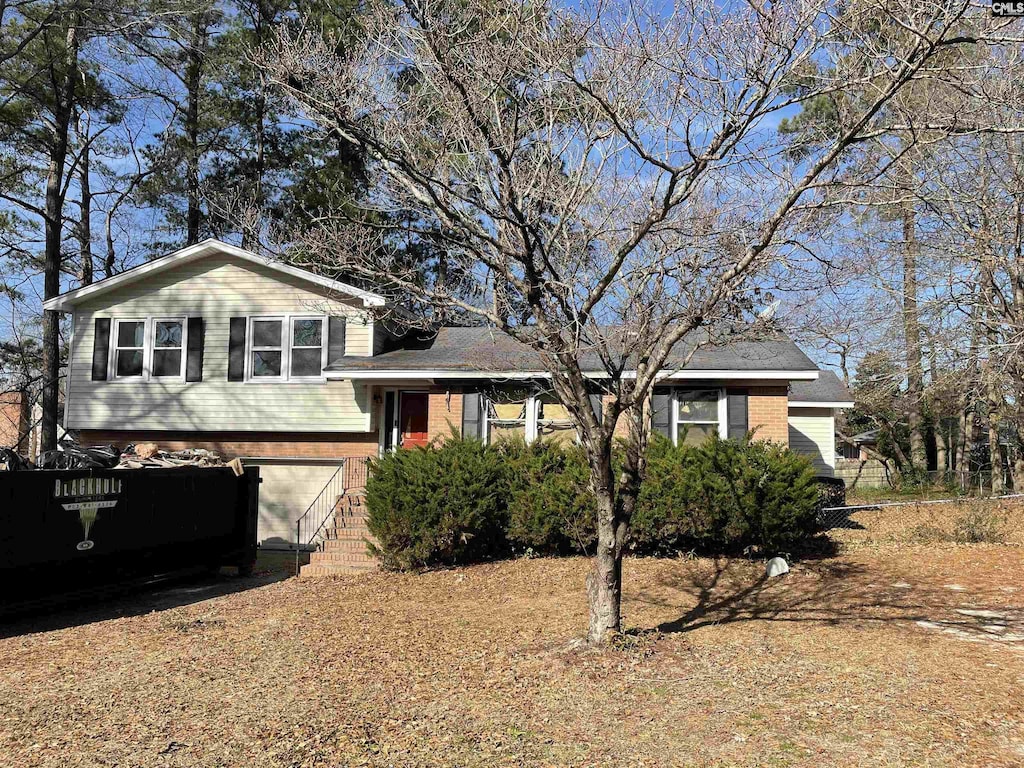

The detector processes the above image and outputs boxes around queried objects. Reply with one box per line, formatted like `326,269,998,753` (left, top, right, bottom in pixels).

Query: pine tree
0,0,120,451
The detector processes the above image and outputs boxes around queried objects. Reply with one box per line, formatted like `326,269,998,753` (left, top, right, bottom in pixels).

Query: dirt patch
2,549,1024,767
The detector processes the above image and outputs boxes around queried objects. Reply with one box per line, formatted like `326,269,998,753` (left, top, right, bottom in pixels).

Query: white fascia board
325,369,546,380
652,369,819,381
42,238,386,311
789,400,855,409
325,368,821,381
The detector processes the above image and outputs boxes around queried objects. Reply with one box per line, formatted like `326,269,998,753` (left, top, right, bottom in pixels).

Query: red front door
399,392,430,448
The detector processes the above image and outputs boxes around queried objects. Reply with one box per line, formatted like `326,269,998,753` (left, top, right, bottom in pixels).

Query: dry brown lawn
3,520,1024,766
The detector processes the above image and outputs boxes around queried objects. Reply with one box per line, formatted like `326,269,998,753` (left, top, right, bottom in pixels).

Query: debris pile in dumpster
2,439,233,471
116,443,225,469
36,443,119,470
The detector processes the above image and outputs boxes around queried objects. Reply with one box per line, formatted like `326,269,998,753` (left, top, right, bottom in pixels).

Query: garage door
246,460,344,549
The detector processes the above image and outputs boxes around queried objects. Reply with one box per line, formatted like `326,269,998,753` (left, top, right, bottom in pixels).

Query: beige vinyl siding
67,253,373,432
788,407,836,475
247,460,343,548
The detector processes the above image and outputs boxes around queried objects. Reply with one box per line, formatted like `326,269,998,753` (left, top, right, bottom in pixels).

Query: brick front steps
299,492,379,577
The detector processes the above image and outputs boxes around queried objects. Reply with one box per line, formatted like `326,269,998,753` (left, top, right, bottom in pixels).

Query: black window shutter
652,389,672,439
228,317,246,381
462,392,484,440
727,389,748,441
92,318,111,381
186,317,204,382
589,394,603,425
328,316,347,363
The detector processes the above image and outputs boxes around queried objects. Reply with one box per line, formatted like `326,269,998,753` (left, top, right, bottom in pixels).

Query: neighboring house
25,402,67,462
44,239,851,549
842,429,880,462
788,370,855,476
0,391,30,453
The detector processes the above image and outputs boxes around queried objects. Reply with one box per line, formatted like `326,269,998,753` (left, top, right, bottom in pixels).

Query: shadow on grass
0,549,308,639
630,550,979,637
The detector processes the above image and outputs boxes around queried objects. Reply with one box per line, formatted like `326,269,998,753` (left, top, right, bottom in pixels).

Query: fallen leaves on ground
2,545,1024,767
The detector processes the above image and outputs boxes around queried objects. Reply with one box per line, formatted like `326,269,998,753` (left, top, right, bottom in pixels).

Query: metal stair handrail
294,460,346,574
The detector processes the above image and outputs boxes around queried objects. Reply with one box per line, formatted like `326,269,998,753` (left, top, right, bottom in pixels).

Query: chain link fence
837,462,1009,497
817,493,1024,548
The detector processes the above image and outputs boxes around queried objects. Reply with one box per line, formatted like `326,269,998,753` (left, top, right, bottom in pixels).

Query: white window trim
288,316,329,381
535,393,576,444
150,316,188,380
483,393,536,444
110,318,149,381
109,317,189,382
377,388,398,455
672,387,727,445
245,314,328,383
246,316,285,381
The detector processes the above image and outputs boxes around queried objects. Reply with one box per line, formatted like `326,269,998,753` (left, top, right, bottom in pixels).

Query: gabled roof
41,239,386,311
788,369,854,408
323,326,820,380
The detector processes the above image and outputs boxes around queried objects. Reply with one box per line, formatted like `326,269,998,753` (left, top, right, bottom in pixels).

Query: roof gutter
789,400,855,409
324,368,820,381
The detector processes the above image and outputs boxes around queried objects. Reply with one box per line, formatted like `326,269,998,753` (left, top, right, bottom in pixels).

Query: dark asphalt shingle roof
325,326,819,374
789,369,852,404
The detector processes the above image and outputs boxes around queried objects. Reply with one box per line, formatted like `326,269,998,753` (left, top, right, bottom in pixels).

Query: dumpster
0,465,259,614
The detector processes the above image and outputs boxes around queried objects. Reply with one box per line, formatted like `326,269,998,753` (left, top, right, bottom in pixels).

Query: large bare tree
262,0,1002,643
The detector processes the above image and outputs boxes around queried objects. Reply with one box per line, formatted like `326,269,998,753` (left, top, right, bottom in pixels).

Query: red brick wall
76,385,788,458
605,387,790,445
427,388,463,443
76,430,379,460
0,392,29,451
748,386,789,445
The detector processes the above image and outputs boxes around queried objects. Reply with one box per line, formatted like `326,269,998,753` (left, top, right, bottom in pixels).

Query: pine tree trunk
41,22,79,453
184,16,205,245
78,116,93,285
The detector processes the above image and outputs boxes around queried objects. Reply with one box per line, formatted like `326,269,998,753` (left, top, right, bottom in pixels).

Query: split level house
44,239,853,553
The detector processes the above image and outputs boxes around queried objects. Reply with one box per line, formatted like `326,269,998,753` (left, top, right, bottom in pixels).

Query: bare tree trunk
968,401,982,489
954,407,967,476
848,460,865,492
1011,401,1024,491
937,425,948,476
900,191,927,472
585,391,650,644
927,342,945,474
41,21,79,453
987,404,1004,493
586,442,621,642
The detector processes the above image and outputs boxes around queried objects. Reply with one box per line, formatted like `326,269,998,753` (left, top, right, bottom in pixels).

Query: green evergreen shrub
502,439,597,554
630,436,711,553
365,437,511,569
631,434,821,554
366,431,822,570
